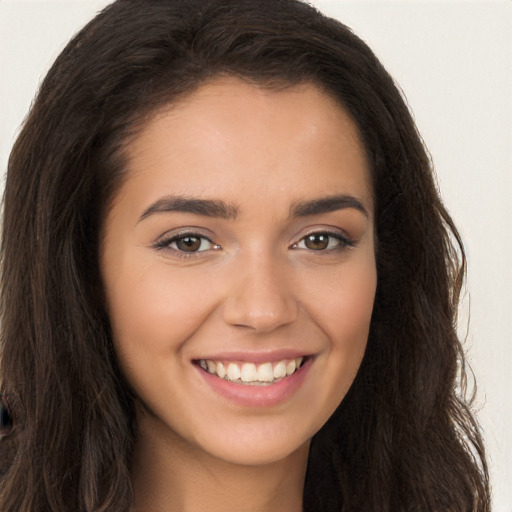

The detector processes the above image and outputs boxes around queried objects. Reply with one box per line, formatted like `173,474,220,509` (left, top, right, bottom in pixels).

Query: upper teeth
198,357,304,385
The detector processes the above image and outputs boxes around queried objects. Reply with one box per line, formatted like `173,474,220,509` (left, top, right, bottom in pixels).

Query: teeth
199,357,305,384
240,363,257,382
227,362,241,381
216,362,226,379
257,362,274,382
273,361,286,379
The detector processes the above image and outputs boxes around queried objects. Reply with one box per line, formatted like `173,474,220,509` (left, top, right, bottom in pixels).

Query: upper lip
193,349,312,364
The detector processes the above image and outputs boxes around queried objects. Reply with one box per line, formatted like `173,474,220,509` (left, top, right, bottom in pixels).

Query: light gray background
1,1,511,510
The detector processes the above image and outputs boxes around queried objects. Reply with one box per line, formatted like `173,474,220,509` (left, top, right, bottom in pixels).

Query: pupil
305,234,328,250
177,236,201,252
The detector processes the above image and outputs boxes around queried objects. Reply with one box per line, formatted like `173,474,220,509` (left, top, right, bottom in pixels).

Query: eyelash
153,230,355,258
153,232,219,258
291,230,355,252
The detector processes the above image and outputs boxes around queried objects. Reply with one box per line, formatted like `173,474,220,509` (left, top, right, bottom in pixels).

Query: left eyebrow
290,194,370,218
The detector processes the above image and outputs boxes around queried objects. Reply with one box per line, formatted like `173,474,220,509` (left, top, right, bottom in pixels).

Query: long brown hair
0,0,490,510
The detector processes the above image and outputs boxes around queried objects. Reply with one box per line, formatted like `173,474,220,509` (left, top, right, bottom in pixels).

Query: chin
180,412,323,467
198,432,311,467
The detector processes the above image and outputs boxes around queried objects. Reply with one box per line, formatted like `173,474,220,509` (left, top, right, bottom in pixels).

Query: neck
130,412,309,512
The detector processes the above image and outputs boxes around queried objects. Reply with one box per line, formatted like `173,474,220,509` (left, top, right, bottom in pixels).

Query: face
100,78,376,466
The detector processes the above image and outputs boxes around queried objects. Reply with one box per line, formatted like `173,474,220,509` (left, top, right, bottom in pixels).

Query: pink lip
194,356,312,408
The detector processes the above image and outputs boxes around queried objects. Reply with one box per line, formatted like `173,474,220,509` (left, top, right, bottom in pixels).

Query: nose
221,253,299,332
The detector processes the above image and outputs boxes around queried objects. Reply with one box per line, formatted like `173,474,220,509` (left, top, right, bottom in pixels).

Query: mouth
194,357,308,386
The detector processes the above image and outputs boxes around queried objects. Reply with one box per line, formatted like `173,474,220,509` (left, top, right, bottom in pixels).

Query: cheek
308,255,376,344
304,255,376,396
334,273,375,343
332,264,376,369
104,257,219,363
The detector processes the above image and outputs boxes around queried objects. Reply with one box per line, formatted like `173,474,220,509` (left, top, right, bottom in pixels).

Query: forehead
119,77,373,218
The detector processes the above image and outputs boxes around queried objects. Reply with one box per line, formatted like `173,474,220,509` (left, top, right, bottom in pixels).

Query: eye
155,233,220,254
292,232,353,251
171,235,212,252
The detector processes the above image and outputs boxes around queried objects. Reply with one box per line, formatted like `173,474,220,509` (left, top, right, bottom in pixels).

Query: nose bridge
222,247,299,332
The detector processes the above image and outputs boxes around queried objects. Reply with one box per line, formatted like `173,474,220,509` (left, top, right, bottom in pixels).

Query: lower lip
196,358,312,408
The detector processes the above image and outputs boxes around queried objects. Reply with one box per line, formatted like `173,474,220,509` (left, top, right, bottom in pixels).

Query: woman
0,0,490,510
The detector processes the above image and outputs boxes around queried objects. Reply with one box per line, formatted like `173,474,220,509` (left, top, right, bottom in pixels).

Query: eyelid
291,228,355,251
151,226,355,257
152,229,221,256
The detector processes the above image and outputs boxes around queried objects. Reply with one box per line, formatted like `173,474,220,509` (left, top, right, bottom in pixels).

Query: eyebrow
290,195,370,218
138,195,239,222
138,193,369,223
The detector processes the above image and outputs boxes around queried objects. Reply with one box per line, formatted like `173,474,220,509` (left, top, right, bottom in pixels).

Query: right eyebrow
137,195,240,223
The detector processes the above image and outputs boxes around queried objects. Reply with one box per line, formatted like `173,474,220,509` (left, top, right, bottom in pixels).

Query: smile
197,357,305,385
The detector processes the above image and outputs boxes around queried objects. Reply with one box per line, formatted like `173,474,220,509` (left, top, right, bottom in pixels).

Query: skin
100,78,377,512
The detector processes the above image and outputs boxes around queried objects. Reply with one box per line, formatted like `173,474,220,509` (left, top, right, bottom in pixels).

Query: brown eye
158,233,220,254
292,232,352,252
154,232,221,255
175,236,202,252
304,234,330,250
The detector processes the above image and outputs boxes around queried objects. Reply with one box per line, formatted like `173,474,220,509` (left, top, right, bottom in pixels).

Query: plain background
1,1,511,510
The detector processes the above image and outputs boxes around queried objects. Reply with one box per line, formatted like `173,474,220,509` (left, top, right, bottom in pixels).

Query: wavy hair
0,0,490,510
